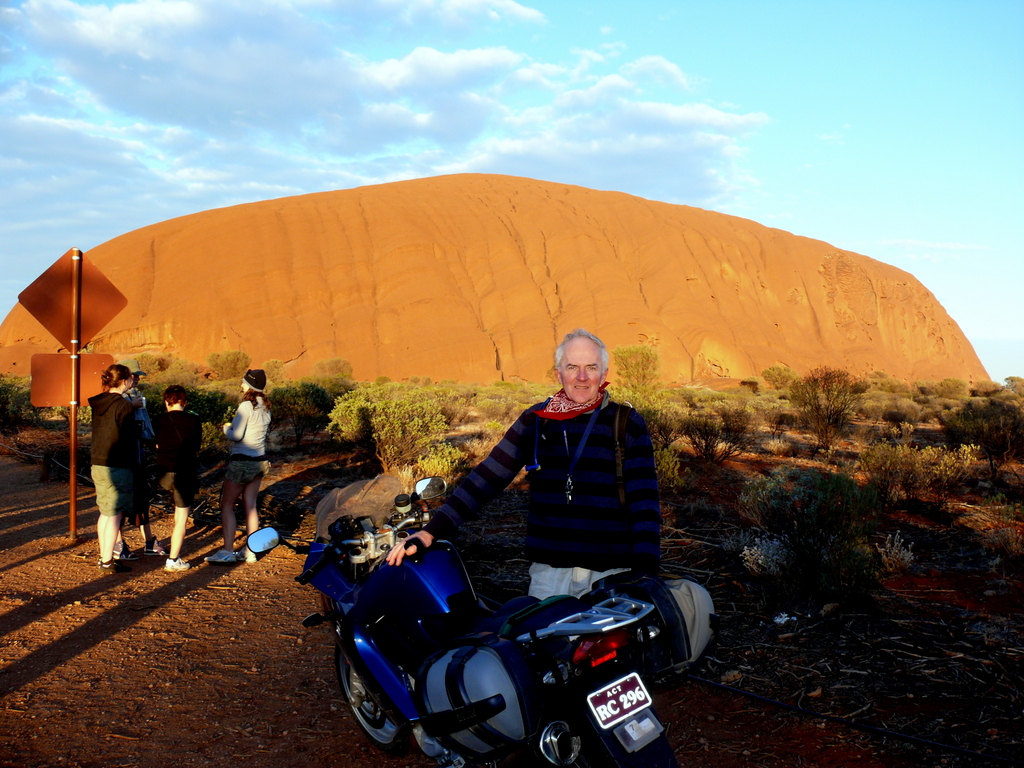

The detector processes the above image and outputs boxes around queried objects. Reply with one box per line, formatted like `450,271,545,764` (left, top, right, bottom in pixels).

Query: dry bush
876,532,916,572
763,437,795,457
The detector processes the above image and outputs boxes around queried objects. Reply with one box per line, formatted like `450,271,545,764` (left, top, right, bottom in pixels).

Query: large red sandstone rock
0,174,987,384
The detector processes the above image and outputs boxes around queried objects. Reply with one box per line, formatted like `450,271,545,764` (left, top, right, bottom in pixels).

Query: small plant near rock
416,441,464,484
876,532,916,572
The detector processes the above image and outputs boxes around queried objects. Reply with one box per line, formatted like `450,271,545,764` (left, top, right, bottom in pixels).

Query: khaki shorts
91,465,133,517
527,563,630,601
225,458,269,485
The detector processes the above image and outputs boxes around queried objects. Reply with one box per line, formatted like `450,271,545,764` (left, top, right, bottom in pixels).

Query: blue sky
2,0,1022,382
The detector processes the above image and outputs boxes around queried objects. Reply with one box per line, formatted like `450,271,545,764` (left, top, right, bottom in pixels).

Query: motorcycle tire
334,644,409,754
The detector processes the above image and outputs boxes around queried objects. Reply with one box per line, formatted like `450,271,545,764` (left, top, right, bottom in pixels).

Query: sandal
144,538,168,556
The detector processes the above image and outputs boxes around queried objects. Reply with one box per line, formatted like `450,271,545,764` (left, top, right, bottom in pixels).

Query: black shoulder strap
613,402,632,506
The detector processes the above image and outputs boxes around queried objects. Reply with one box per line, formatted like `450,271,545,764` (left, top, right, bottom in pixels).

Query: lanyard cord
561,402,603,504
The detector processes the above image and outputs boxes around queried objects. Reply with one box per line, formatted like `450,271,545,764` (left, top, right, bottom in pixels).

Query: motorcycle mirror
414,476,447,500
246,527,282,553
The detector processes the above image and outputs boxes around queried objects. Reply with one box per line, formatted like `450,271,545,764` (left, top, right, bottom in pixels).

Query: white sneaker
165,557,191,572
244,548,257,563
205,549,240,564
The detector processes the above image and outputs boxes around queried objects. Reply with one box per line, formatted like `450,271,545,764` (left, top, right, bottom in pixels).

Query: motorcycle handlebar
295,542,343,585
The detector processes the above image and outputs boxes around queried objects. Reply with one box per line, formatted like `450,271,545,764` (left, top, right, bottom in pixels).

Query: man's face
557,338,606,404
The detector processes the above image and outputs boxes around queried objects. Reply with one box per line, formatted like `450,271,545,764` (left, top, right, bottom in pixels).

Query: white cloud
357,46,524,91
0,0,773,318
620,55,692,89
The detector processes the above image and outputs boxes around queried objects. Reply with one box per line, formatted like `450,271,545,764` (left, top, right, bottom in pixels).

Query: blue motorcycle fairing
303,543,356,602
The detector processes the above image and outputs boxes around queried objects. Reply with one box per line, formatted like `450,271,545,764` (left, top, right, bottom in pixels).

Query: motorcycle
248,475,684,767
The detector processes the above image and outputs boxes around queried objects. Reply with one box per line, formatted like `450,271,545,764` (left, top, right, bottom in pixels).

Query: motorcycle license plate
586,672,652,729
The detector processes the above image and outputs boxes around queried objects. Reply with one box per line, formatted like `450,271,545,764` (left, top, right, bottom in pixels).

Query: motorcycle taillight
571,628,631,668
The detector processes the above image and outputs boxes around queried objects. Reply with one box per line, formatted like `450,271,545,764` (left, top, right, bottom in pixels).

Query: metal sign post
69,250,83,540
19,247,128,541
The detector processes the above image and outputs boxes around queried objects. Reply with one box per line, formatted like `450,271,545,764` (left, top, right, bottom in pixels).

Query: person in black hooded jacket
88,364,140,574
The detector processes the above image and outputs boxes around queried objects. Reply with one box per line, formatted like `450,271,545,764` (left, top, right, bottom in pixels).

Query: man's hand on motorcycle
386,530,434,566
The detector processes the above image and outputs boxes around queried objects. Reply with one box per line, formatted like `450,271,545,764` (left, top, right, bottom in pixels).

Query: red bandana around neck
535,383,608,420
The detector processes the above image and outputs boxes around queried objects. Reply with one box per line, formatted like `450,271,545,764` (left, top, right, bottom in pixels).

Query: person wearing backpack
387,329,660,599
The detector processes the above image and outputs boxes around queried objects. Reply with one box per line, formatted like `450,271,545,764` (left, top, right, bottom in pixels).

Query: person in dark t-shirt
154,385,202,572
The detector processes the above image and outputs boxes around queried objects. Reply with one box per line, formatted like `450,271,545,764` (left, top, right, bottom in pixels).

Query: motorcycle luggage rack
514,597,654,643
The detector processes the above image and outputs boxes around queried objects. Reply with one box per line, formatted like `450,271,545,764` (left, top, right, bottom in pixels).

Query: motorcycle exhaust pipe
538,721,581,766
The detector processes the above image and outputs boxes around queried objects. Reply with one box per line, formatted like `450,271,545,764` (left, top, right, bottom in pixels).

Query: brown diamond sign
30,354,114,407
18,247,127,349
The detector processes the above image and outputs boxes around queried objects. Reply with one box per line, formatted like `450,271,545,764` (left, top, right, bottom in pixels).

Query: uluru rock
0,174,987,384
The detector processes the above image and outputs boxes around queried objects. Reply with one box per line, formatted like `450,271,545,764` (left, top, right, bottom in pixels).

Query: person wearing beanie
205,369,272,565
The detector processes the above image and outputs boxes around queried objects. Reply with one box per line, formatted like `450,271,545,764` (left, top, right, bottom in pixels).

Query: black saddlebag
584,573,716,682
416,634,542,760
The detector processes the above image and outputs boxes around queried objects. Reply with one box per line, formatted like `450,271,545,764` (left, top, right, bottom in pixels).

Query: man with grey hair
388,328,661,599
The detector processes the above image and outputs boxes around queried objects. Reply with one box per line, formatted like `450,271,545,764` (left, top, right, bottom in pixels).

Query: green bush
859,443,928,507
762,365,798,390
416,441,464,484
790,367,866,457
633,399,686,451
971,380,1004,397
612,344,660,396
328,383,449,472
0,375,31,431
653,446,685,493
273,382,333,445
312,357,354,379
934,377,969,400
264,359,288,384
943,401,1024,477
206,350,251,380
680,406,754,463
738,468,880,603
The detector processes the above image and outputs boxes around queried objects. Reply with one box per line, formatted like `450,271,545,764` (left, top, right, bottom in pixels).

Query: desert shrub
272,382,333,445
980,528,1023,557
741,536,792,578
924,444,976,500
633,399,686,451
476,393,527,423
201,422,224,451
883,399,923,426
312,357,353,379
790,367,866,457
861,442,976,506
943,401,1024,477
136,353,171,375
876,532,915,572
206,350,251,380
763,437,794,457
738,468,880,603
971,380,1004,397
860,444,929,507
867,371,911,394
0,375,32,430
146,357,200,389
762,365,798,391
430,386,475,426
416,441,464,484
935,377,969,400
1005,377,1024,397
462,424,506,464
612,344,660,396
764,408,798,439
680,406,754,464
263,359,288,384
739,377,760,394
328,383,448,471
653,446,685,493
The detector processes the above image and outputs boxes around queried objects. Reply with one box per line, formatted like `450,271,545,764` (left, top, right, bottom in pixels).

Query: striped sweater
424,396,661,573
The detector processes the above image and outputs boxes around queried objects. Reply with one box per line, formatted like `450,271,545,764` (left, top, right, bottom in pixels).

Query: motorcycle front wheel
335,645,409,754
